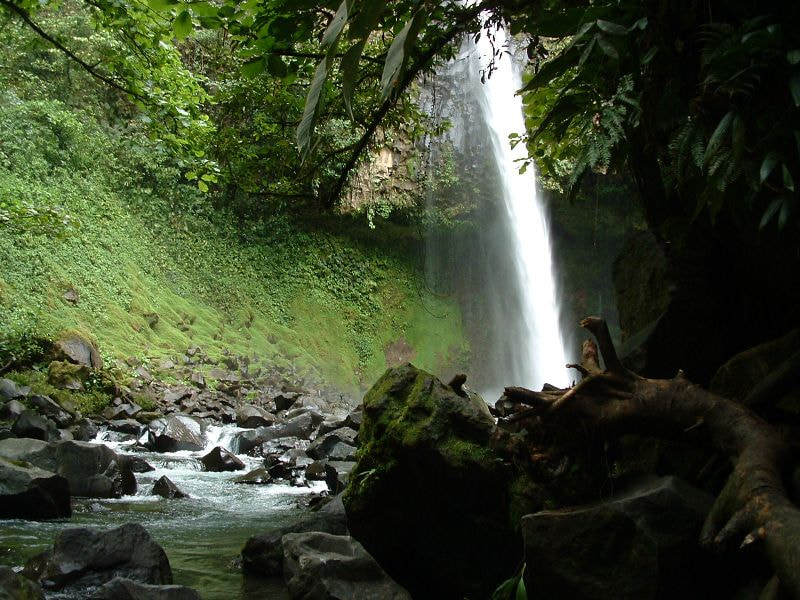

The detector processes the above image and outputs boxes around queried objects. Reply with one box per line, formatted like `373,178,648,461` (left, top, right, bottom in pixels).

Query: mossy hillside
0,97,468,393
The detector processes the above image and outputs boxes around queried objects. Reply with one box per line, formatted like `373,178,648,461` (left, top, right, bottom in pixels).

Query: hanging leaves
380,10,426,101
173,10,192,39
297,56,328,157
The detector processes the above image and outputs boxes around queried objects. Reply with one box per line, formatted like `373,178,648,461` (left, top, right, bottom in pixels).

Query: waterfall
423,24,570,398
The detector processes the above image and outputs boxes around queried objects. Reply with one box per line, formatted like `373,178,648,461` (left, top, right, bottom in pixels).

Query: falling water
472,27,570,389
423,24,570,396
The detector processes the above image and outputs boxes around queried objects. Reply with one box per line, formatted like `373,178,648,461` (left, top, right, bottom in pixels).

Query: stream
0,425,326,599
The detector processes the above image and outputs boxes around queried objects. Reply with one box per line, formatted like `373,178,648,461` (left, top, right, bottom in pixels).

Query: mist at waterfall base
423,29,571,400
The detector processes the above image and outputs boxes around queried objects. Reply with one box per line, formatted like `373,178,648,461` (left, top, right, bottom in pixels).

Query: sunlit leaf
760,152,779,183
596,19,627,36
321,0,348,48
760,198,782,229
783,164,795,191
297,57,328,156
173,10,192,39
380,11,425,101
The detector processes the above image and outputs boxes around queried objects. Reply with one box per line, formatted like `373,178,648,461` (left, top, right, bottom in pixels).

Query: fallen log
504,317,800,598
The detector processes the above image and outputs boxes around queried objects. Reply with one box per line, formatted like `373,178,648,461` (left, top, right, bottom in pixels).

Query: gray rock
273,393,300,412
52,334,103,369
242,494,347,576
146,415,205,452
283,532,411,600
0,379,28,401
236,405,276,429
69,418,99,441
89,577,201,600
200,446,245,472
151,475,188,499
24,523,171,592
0,399,26,421
29,395,73,427
0,438,136,498
232,467,272,485
103,403,142,421
307,428,358,460
11,411,59,441
522,476,715,600
324,461,355,494
0,458,71,520
0,565,45,600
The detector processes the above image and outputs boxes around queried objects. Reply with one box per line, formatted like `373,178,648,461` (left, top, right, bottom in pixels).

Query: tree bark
504,317,800,598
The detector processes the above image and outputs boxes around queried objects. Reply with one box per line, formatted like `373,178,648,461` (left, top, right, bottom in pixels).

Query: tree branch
0,0,145,100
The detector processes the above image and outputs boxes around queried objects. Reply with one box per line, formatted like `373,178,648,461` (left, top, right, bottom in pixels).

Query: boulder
283,532,411,600
0,566,45,600
52,332,103,369
235,405,276,429
0,458,71,519
242,494,347,576
343,364,531,600
0,438,136,498
146,415,205,452
0,379,28,401
229,414,314,455
126,455,155,473
0,399,26,422
70,418,99,441
89,577,201,600
103,403,142,421
273,393,300,412
324,461,355,495
307,427,358,460
28,395,73,428
11,411,59,441
151,476,189,499
200,446,245,472
23,523,172,592
232,467,272,485
522,476,716,600
47,361,90,391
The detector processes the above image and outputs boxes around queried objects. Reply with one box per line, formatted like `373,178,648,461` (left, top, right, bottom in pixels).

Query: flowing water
0,427,326,599
424,24,570,397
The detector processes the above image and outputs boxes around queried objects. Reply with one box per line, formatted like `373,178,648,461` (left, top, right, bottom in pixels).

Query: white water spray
470,27,570,390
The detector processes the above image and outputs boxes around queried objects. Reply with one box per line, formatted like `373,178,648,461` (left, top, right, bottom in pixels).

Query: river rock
522,476,716,599
0,565,45,600
0,399,26,421
89,577,201,600
242,494,347,576
324,461,356,494
0,458,71,519
146,415,205,452
127,455,155,473
283,532,411,600
283,407,324,428
0,379,28,401
103,403,142,421
11,411,60,441
0,438,136,498
28,395,73,427
232,467,272,484
69,418,99,441
23,523,172,592
52,332,103,368
307,427,358,460
200,446,245,472
152,475,189,499
235,405,276,428
343,364,530,600
273,393,300,412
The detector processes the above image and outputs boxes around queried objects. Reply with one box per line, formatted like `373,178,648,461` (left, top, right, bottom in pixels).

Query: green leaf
380,11,425,101
596,19,627,36
782,164,795,191
760,198,782,229
515,571,527,600
778,198,791,229
197,180,209,192
341,39,367,121
641,47,658,65
348,3,385,40
786,49,800,65
297,56,328,156
321,0,348,49
173,10,192,39
630,17,648,31
267,55,288,78
241,57,266,78
190,2,218,18
760,152,780,183
185,171,198,181
147,0,178,10
597,35,619,60
703,110,734,166
579,36,597,67
564,21,595,54
790,73,800,107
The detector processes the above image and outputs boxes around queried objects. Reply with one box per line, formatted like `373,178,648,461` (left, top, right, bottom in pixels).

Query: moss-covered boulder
51,331,103,369
47,361,90,391
343,364,538,600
